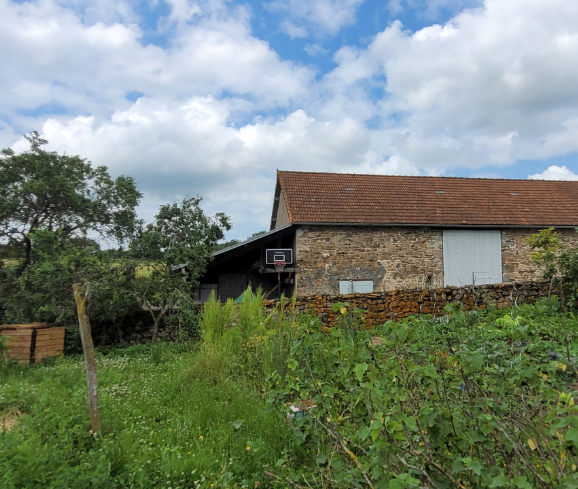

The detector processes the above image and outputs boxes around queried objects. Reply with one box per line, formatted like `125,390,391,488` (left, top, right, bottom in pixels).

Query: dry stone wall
266,281,552,328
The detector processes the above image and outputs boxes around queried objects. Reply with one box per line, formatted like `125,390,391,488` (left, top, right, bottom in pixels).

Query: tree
528,228,578,307
215,238,241,251
0,230,141,350
2,230,106,328
131,196,231,342
528,228,578,364
0,132,141,268
214,230,267,251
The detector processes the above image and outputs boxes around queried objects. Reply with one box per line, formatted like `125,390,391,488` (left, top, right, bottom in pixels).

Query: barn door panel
472,231,502,285
443,230,474,287
443,230,502,286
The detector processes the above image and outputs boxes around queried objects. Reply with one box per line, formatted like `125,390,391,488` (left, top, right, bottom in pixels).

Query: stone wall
267,281,552,328
501,228,578,282
295,226,444,296
295,225,578,297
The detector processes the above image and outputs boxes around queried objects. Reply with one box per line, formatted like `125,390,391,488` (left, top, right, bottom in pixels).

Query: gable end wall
275,193,290,228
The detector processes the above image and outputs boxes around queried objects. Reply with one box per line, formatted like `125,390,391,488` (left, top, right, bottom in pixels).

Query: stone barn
199,171,578,300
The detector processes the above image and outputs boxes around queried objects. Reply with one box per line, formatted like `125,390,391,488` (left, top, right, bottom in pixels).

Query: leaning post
73,282,100,434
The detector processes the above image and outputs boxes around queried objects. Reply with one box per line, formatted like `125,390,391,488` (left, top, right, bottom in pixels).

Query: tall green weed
267,300,578,488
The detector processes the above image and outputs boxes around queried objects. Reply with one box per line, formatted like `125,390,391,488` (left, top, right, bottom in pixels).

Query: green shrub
268,302,578,488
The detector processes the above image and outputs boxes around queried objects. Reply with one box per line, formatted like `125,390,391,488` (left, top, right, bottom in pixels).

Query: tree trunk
151,303,169,343
21,233,32,270
73,283,100,434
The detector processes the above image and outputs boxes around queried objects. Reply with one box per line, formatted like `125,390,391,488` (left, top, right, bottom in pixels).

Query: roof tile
276,171,578,227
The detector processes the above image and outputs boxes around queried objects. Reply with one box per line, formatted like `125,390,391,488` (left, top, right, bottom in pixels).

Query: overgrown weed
3,292,577,488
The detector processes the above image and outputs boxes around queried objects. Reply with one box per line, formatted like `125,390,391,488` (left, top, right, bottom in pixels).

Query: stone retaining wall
266,281,552,328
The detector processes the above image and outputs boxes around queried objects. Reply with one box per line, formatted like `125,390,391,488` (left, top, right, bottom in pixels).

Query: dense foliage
0,134,235,344
2,295,578,488
0,132,141,267
131,196,232,342
528,227,578,311
269,300,578,488
0,230,142,350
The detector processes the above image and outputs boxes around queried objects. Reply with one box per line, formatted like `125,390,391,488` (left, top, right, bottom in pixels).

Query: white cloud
281,21,309,39
304,44,329,57
528,165,578,181
24,98,373,237
268,0,365,37
164,0,202,23
0,0,313,120
321,0,578,171
4,0,578,239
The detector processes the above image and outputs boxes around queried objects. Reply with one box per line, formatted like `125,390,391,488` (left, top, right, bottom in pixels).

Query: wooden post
73,283,100,434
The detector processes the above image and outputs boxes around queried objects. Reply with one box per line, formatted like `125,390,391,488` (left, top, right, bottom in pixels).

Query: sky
2,0,578,241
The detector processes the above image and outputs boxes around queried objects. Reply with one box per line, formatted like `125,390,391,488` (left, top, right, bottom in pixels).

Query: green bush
268,301,578,488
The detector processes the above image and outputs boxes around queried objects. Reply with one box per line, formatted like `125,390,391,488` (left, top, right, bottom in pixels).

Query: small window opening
339,280,374,294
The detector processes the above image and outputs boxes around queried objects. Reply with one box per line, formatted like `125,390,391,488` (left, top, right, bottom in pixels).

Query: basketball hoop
266,249,292,300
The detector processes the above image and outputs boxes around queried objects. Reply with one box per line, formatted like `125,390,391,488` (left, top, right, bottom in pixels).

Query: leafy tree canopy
131,196,231,341
0,132,141,267
215,230,267,251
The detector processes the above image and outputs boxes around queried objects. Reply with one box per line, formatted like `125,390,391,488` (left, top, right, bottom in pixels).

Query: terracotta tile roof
275,171,578,227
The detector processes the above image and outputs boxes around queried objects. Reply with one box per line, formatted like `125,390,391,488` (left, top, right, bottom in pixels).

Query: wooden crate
0,323,66,364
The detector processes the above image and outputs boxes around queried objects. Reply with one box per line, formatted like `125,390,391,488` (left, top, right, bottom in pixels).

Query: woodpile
0,323,65,364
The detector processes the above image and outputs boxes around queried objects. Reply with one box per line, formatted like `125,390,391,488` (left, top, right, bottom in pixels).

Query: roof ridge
276,170,578,183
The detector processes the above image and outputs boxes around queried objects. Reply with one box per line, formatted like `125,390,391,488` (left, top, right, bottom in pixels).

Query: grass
135,265,155,279
1,293,578,488
0,346,294,488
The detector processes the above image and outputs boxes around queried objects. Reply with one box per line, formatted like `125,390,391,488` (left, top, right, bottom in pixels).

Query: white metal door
443,230,502,286
472,231,502,285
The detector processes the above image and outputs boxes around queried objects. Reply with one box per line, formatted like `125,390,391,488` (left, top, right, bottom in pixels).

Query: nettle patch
267,300,578,489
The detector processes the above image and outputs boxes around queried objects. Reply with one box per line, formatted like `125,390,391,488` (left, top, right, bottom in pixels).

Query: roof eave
290,221,578,229
269,172,282,230
212,223,293,257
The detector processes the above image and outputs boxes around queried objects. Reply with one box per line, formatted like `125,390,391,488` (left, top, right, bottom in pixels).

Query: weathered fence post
73,283,100,434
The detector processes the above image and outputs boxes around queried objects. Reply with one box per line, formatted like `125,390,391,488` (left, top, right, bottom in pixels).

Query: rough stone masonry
294,226,578,297
265,281,553,328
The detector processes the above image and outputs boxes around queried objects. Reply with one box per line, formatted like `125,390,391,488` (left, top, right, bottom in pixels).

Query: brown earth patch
1,410,22,432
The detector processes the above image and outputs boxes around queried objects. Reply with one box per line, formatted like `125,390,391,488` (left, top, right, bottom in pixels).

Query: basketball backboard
266,248,293,265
